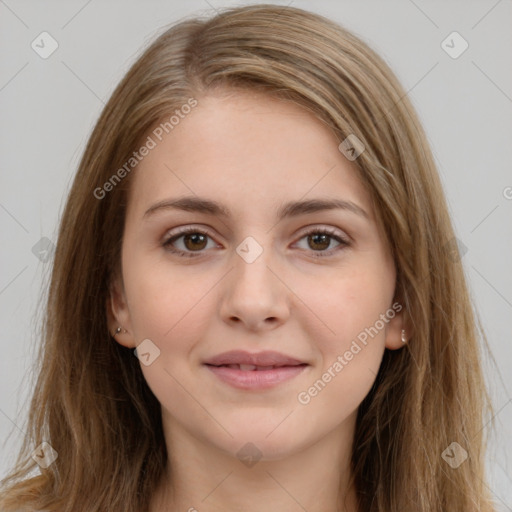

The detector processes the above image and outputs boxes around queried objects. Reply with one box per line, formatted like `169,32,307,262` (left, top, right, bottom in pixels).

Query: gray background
1,0,511,508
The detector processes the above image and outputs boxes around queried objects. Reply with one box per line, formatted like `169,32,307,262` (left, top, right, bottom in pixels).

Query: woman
0,4,498,511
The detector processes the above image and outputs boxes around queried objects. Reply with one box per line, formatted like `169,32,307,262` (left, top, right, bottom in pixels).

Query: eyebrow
143,196,370,221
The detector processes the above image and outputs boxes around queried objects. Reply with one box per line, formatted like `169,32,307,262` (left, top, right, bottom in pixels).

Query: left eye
294,228,348,256
162,227,349,258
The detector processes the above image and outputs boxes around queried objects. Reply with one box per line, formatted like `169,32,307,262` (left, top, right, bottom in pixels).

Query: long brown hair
0,4,498,511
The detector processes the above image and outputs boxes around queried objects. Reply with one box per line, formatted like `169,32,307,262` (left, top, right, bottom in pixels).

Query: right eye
162,227,218,258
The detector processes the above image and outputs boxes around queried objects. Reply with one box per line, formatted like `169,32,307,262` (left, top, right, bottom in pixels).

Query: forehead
126,89,374,223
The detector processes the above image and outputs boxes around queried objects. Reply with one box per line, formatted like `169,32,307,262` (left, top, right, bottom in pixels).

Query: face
108,88,406,462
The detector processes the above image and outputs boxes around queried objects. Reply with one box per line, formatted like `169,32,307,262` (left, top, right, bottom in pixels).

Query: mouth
205,363,308,371
204,362,309,390
203,349,307,368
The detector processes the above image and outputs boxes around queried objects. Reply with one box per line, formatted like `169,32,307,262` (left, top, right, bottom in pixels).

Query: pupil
310,234,329,250
185,233,206,250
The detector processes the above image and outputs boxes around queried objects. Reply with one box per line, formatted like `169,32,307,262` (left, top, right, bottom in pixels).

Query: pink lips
203,350,309,390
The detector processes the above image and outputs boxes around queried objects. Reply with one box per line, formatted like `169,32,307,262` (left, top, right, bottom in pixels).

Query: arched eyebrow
143,196,370,222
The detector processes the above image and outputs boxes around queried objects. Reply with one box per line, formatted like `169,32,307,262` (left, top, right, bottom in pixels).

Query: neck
150,412,360,512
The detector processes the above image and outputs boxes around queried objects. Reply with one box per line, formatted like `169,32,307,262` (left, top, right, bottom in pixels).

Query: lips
220,364,282,371
203,350,307,368
203,350,309,389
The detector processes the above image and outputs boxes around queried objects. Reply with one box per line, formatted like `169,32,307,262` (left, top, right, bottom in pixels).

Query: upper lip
204,350,307,367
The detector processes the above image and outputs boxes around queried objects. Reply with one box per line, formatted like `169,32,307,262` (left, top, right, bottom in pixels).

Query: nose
218,237,290,332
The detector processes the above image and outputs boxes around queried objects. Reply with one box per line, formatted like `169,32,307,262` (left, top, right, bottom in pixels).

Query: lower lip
204,364,308,390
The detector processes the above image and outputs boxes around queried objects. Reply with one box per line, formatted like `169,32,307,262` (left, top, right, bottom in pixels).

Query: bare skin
108,88,409,512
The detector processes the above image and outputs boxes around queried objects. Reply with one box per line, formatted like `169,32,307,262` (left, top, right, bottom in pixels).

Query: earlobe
384,308,412,350
106,276,136,348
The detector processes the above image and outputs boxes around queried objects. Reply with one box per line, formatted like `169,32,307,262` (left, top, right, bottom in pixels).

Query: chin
218,429,307,463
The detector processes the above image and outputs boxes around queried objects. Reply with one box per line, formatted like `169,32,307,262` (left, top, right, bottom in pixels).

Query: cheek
123,249,213,340
296,270,391,409
291,266,393,412
292,261,395,351
128,268,213,414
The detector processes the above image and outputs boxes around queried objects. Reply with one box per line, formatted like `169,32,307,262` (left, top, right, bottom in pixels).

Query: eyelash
162,226,350,259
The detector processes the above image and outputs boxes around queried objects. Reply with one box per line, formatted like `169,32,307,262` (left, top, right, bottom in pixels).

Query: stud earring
401,329,407,343
112,326,127,337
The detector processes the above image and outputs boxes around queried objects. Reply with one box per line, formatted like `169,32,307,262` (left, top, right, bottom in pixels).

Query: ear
384,304,413,350
106,274,136,348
